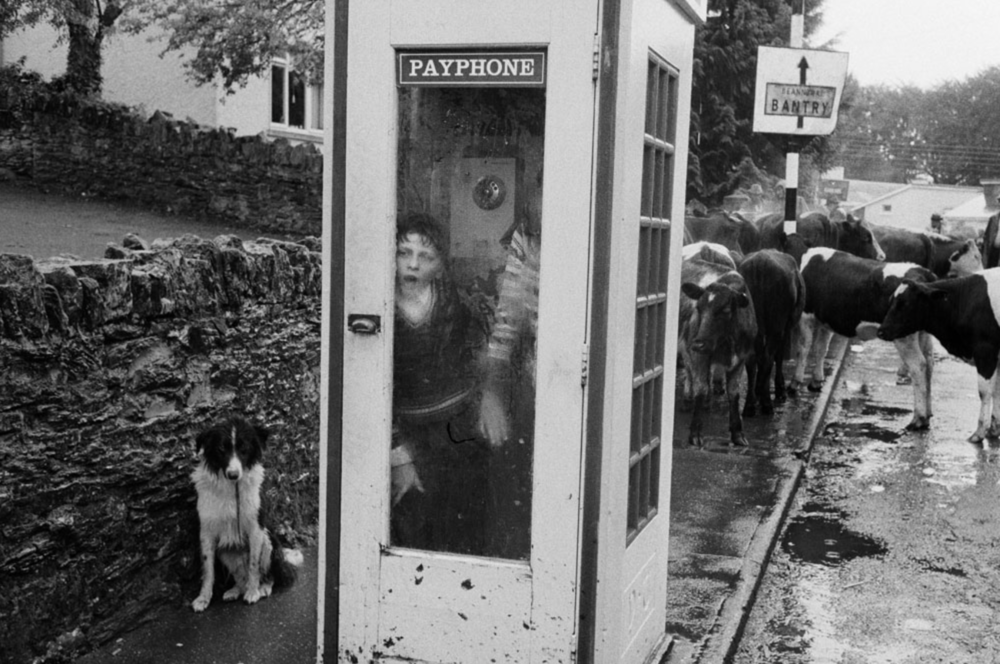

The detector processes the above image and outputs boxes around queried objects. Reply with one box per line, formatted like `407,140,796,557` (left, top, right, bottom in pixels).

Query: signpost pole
783,3,805,236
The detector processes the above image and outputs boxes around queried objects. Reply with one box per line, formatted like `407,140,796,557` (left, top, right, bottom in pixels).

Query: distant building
840,180,980,232
941,180,1000,238
1,23,323,144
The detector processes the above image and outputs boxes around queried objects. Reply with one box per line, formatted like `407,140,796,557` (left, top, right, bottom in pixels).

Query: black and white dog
191,417,303,612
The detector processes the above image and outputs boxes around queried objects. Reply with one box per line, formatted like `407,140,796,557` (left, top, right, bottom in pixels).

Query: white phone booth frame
319,1,705,662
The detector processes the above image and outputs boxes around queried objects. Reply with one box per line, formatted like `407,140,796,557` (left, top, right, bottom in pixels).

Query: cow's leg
970,372,993,445
893,335,930,430
688,354,711,447
773,331,791,402
920,332,934,418
791,315,816,392
726,363,749,446
808,325,835,391
742,353,758,417
747,343,774,415
990,368,1000,440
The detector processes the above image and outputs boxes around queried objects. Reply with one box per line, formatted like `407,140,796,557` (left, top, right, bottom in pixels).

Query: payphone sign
398,51,546,87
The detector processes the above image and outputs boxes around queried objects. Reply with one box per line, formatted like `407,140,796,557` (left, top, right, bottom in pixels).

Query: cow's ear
681,283,704,300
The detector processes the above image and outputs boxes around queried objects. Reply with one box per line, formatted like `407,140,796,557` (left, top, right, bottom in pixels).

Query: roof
943,194,998,222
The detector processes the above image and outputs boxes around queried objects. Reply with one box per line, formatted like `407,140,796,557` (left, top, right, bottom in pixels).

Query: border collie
191,417,303,612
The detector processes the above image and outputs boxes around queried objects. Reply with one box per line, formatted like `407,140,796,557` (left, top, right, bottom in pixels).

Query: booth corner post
319,0,350,659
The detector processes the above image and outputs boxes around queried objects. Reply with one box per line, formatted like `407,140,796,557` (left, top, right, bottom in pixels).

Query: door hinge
592,33,600,81
581,343,590,387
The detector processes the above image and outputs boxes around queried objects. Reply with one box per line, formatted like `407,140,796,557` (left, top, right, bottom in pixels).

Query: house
837,179,981,233
1,23,323,143
941,180,1000,238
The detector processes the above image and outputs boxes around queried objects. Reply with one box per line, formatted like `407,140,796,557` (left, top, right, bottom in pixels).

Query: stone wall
0,234,322,664
0,89,322,236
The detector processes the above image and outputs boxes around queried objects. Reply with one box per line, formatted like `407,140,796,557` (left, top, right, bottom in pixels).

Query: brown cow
679,258,757,447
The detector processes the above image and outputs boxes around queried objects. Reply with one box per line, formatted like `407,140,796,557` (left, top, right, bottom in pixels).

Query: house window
271,57,323,137
627,53,678,545
882,204,892,213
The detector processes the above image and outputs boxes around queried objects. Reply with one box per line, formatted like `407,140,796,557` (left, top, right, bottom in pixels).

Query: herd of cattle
678,208,1000,448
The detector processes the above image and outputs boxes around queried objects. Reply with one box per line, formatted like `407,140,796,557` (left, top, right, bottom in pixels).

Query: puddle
824,421,902,444
782,514,887,566
859,404,912,418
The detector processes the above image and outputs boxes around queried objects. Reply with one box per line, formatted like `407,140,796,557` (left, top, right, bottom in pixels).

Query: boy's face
396,232,443,287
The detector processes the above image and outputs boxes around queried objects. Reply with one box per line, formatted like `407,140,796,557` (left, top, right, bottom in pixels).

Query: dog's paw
192,595,211,612
243,587,266,604
223,587,242,602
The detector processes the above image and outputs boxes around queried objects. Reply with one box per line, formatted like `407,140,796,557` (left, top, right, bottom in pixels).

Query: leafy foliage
123,0,324,92
1,0,126,96
689,0,835,205
831,65,1000,185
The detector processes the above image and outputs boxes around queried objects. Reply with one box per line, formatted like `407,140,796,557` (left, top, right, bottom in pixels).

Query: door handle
347,314,381,335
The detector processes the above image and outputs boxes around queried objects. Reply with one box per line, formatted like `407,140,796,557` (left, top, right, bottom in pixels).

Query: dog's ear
195,427,218,453
253,424,269,449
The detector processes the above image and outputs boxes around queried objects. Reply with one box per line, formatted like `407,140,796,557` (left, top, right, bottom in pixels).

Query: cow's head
947,239,983,277
876,279,942,341
681,279,751,353
840,214,885,262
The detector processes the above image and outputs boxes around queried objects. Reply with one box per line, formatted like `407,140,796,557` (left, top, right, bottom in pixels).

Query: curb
695,336,851,664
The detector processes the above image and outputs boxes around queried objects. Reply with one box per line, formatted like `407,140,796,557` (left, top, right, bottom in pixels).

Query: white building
1,23,323,144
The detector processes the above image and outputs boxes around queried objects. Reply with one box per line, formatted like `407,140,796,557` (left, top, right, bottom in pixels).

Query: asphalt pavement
664,336,849,663
74,548,319,664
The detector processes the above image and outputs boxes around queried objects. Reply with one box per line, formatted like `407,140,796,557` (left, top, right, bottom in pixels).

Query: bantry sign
398,51,546,87
753,46,848,136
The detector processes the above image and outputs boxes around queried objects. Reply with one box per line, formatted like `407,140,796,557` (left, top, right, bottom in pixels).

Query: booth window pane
392,73,545,561
628,54,678,545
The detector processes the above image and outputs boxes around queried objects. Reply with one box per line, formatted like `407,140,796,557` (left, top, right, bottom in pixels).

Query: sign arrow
797,57,809,127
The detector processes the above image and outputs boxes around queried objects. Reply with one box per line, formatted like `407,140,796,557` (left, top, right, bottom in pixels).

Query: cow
758,211,886,263
679,258,757,447
873,224,980,277
685,209,761,255
877,268,1000,445
946,239,984,276
982,208,1000,269
738,249,805,417
681,240,739,269
794,248,937,430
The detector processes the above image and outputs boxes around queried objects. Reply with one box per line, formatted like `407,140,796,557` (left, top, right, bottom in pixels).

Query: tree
830,66,1000,185
1,0,124,96
689,0,834,204
124,0,324,93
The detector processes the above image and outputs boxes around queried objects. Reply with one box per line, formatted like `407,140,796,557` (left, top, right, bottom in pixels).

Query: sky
810,0,1000,89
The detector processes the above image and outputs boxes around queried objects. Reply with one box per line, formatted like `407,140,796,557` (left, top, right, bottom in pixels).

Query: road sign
753,46,848,136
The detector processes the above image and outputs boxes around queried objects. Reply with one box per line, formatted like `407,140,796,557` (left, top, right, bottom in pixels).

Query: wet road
735,338,1000,663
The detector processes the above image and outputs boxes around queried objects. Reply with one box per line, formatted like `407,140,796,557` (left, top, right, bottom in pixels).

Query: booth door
595,0,692,661
337,5,598,658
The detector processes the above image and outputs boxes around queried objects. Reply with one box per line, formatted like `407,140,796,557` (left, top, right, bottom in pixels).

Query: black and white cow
757,211,886,263
738,249,806,416
679,258,757,447
873,225,982,277
681,240,739,269
794,247,937,430
878,268,1000,445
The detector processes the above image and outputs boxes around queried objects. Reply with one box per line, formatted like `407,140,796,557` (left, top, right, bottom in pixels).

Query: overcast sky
810,0,1000,89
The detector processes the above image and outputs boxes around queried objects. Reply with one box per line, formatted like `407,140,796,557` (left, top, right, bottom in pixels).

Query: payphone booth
321,1,705,662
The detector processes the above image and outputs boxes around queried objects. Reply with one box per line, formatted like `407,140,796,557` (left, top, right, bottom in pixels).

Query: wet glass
390,58,545,559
